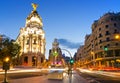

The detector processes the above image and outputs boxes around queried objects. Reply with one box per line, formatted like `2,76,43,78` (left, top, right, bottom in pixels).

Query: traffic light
70,58,74,65
104,46,108,51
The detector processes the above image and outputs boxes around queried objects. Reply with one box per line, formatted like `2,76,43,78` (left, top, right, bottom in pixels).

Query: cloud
57,38,82,49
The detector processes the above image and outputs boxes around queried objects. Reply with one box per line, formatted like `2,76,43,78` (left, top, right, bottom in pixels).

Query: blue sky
0,0,120,59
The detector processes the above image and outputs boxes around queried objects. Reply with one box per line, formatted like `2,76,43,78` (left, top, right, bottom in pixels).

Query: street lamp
115,34,120,39
114,34,120,68
5,57,9,62
2,57,10,83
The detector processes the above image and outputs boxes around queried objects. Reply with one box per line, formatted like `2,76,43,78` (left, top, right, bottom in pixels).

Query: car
47,70,63,80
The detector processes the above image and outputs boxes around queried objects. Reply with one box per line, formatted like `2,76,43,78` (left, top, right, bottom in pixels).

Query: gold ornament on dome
32,3,38,11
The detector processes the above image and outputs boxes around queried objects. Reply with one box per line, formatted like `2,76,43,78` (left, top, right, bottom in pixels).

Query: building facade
16,3,46,67
49,39,65,67
76,12,120,69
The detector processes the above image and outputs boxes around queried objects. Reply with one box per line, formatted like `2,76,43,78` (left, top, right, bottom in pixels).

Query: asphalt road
0,70,89,83
1,69,120,83
77,69,120,83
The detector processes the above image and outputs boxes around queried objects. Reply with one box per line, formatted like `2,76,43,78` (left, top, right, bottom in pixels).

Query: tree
0,35,21,65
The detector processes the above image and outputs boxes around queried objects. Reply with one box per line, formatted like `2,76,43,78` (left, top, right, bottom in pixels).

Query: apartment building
77,12,120,69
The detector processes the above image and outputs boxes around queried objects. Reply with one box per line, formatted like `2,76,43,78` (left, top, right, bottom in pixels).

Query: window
33,39,36,44
99,34,102,38
115,43,118,46
105,31,110,35
99,40,102,44
99,28,101,31
105,25,109,28
111,18,113,21
24,56,28,63
95,37,97,40
115,50,120,56
107,50,113,57
100,46,102,48
114,23,117,27
101,21,103,24
106,37,110,41
114,17,117,20
107,44,110,46
95,43,98,46
26,39,29,45
114,29,118,34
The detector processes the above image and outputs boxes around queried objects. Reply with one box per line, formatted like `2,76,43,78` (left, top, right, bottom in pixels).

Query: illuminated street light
2,57,10,83
114,34,120,68
115,34,120,39
4,57,9,62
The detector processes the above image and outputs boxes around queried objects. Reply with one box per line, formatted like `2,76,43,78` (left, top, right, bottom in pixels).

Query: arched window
24,56,28,63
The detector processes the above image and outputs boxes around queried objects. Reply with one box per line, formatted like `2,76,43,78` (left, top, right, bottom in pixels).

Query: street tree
0,35,21,65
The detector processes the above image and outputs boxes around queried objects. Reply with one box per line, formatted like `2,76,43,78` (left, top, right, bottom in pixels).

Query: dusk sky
0,0,120,59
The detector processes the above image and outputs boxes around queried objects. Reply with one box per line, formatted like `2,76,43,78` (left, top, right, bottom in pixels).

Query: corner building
16,4,46,67
77,12,120,69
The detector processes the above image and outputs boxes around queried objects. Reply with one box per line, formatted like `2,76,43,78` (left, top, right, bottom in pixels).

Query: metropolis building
16,3,46,67
76,12,120,69
49,39,65,67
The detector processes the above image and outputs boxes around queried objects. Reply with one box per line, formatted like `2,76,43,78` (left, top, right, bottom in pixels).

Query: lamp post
2,57,10,83
114,34,120,67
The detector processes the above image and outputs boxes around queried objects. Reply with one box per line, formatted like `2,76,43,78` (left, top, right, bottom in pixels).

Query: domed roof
25,3,43,27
